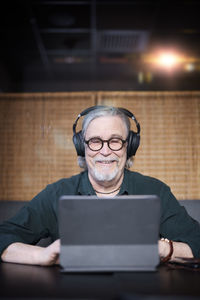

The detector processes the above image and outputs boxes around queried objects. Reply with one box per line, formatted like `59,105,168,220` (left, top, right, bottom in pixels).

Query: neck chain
94,186,121,195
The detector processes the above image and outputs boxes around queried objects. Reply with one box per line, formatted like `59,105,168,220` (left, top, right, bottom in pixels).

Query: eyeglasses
84,137,127,151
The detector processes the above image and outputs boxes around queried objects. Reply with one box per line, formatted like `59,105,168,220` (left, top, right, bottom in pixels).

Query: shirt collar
77,171,96,195
118,169,129,195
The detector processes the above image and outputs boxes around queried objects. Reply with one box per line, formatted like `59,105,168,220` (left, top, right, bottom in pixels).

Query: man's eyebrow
86,134,125,140
85,135,102,140
109,134,125,139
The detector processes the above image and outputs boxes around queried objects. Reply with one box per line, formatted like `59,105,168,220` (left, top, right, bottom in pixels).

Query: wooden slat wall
0,91,199,201
0,92,95,201
98,91,200,200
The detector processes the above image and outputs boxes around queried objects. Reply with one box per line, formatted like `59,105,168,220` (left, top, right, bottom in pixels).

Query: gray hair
82,106,130,138
77,106,134,169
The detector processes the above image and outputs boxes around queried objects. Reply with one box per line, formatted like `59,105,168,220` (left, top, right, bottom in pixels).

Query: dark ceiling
1,0,200,92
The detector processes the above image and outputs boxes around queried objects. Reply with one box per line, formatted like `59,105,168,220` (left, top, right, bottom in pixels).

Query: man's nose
99,142,112,156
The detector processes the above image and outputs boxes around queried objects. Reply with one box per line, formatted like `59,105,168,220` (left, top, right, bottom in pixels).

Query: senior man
0,105,200,266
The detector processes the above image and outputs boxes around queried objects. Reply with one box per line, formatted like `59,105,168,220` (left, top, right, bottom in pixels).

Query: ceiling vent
97,30,149,53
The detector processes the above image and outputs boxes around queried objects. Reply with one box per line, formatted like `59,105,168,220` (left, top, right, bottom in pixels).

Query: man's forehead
85,115,128,137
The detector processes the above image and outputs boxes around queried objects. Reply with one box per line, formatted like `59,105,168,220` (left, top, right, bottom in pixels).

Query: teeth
98,161,113,164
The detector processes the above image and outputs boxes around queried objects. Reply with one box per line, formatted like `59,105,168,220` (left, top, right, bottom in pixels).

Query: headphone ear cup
73,130,85,157
127,131,140,158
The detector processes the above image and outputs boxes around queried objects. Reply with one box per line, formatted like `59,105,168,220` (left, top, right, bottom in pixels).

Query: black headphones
72,106,140,159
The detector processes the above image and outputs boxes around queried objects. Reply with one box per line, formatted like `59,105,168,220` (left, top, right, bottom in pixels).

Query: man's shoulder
125,169,168,192
52,172,85,185
126,169,164,184
46,171,87,194
54,172,84,185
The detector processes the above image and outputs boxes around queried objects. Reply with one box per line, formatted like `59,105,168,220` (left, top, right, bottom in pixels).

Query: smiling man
1,105,200,265
84,115,127,194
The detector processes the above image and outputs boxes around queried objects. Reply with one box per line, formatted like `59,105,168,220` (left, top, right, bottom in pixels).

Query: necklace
94,186,121,195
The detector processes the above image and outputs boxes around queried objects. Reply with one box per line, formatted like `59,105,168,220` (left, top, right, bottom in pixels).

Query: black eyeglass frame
84,137,127,152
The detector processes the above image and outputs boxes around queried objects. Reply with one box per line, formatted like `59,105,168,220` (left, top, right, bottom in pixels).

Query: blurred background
0,1,200,201
1,0,200,92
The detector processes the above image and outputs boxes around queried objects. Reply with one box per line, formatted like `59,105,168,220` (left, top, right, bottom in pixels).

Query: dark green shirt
1,169,200,258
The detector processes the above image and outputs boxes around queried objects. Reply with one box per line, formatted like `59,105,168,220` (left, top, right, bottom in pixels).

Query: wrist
31,245,44,265
160,238,173,263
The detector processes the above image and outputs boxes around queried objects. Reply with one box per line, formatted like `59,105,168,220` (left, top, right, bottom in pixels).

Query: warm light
158,53,178,68
184,63,195,72
142,49,200,74
138,71,153,84
143,49,185,71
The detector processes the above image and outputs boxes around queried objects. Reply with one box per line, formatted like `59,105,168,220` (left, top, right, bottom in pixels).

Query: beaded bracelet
160,238,174,263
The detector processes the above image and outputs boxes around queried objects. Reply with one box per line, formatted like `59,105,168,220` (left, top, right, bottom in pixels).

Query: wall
0,91,199,201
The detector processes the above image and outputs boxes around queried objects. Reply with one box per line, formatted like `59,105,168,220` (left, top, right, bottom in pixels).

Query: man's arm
159,239,193,261
1,239,60,266
1,238,193,265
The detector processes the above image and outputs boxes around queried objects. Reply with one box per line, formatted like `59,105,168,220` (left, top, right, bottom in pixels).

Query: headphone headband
73,106,107,135
72,105,141,158
118,107,140,135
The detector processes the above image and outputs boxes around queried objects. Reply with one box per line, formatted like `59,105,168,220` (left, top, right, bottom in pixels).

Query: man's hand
37,239,60,266
1,239,60,266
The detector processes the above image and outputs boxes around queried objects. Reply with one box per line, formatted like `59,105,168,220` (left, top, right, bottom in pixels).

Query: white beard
90,157,119,182
92,166,119,182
